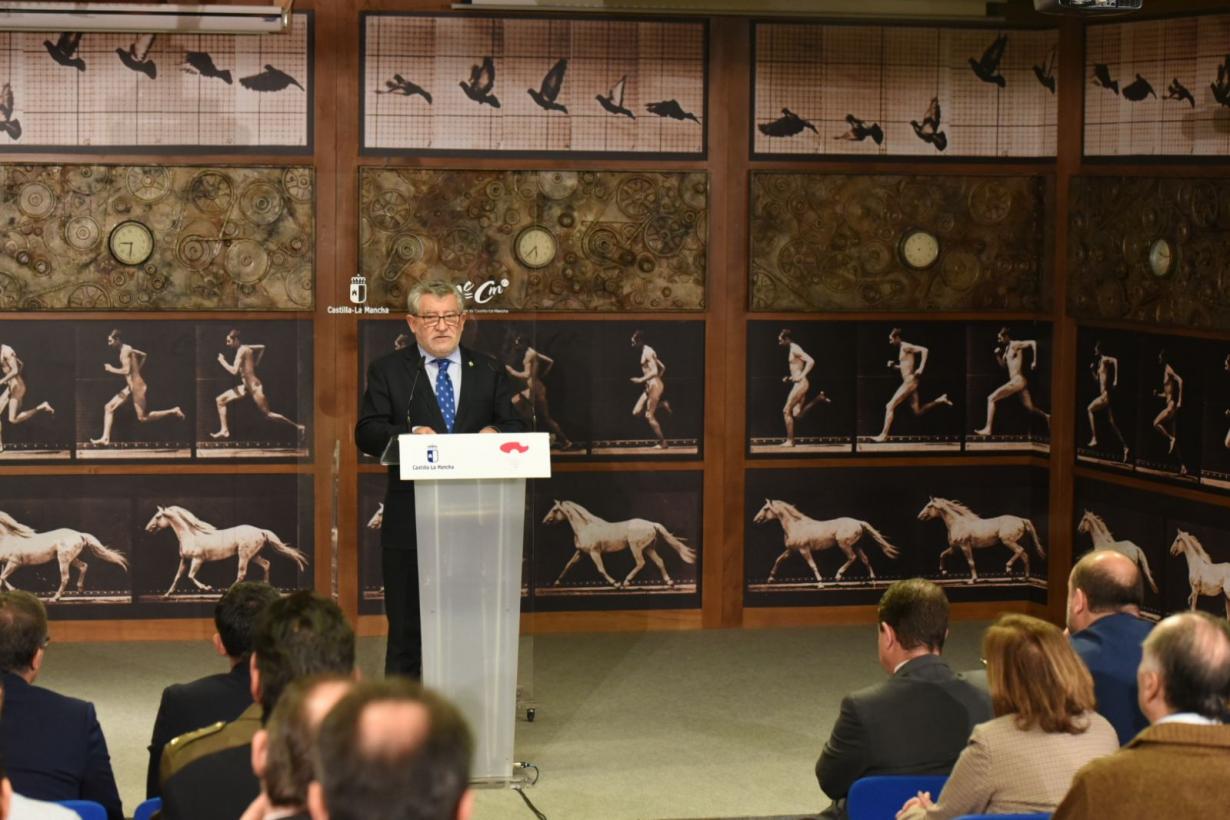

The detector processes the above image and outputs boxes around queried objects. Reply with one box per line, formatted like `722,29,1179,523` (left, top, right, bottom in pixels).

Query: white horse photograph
542,499,695,589
917,497,1045,582
1169,530,1230,619
0,510,129,601
1076,509,1159,594
752,499,899,586
367,503,383,529
145,505,308,596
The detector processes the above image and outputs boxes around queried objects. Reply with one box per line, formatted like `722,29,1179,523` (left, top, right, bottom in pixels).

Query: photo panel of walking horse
0,321,73,461
1073,478,1168,619
530,470,702,611
744,465,1048,607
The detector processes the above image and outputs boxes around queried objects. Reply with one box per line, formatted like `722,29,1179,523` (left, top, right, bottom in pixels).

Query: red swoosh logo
500,441,529,454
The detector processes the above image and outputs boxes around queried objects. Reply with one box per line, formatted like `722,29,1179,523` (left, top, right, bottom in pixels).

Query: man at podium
356,279,524,677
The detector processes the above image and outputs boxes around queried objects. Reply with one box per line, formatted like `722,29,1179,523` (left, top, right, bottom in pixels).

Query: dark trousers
381,548,422,678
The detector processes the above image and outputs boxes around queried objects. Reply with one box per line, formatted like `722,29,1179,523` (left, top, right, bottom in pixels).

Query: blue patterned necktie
434,358,456,433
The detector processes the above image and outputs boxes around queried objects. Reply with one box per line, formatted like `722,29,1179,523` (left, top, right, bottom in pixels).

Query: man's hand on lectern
411,426,437,435
479,426,498,434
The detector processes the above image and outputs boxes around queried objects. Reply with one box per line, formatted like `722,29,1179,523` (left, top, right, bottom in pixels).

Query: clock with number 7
108,220,154,266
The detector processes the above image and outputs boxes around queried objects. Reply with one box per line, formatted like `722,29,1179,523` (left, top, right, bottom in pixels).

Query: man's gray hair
406,280,464,315
1142,611,1230,720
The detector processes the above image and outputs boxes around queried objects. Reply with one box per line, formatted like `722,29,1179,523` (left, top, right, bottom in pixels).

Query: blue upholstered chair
134,796,163,820
955,814,1050,820
847,774,950,820
55,801,107,820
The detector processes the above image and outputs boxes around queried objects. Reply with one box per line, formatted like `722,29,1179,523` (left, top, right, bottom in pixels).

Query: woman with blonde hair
897,614,1119,819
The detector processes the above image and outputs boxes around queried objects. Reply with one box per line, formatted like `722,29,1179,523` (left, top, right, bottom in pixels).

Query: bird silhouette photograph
528,58,568,113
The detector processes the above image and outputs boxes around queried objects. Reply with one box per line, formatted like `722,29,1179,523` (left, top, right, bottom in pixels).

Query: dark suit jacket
0,672,123,820
355,344,524,550
160,743,256,820
1053,722,1230,820
815,654,994,820
146,660,253,798
1070,612,1153,745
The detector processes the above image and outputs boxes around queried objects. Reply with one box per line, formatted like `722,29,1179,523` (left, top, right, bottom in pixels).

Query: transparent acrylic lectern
382,432,550,784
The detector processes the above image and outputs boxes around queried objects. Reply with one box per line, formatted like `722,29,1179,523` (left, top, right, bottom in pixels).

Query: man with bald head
308,679,473,820
1066,549,1154,744
1053,612,1230,819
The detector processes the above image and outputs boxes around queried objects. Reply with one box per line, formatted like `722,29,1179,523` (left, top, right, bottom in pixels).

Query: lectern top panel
397,433,551,481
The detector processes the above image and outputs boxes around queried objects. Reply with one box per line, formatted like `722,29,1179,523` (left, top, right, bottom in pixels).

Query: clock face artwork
1149,238,1174,278
515,226,558,269
899,229,941,270
108,220,155,266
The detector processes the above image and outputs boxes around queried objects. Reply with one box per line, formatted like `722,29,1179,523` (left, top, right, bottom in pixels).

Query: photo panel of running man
746,320,854,455
131,473,313,618
590,321,704,457
1134,333,1202,482
1075,327,1138,470
0,321,73,461
965,322,1052,453
75,321,194,459
855,322,963,452
1073,477,1167,619
1198,338,1230,492
195,320,312,460
0,474,134,614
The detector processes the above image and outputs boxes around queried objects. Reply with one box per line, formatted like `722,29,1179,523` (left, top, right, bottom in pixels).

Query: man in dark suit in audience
160,591,355,820
1054,611,1230,819
355,278,523,678
815,579,992,820
0,591,123,820
0,678,77,819
308,678,475,820
1066,549,1154,745
146,581,280,798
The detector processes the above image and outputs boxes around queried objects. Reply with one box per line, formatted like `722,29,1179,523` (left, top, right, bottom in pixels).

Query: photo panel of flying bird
357,168,707,313
965,322,1052,453
1075,327,1139,470
531,469,701,611
1134,333,1202,482
856,322,965,452
132,474,312,618
1199,340,1230,491
744,465,1048,608
75,321,195,460
751,23,1057,159
748,172,1050,314
358,471,536,616
0,163,316,312
194,320,312,460
1085,13,1230,157
746,320,854,455
361,13,706,156
0,13,312,151
0,320,74,461
1073,477,1168,619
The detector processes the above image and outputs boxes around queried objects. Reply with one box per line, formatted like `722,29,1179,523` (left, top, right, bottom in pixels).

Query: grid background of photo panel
0,14,311,150
362,14,706,155
752,23,1057,158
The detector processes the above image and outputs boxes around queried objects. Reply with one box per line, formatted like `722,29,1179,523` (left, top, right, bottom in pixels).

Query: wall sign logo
461,277,510,305
349,274,368,305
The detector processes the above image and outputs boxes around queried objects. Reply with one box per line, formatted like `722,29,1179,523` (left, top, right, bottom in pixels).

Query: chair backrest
134,796,163,820
847,774,950,820
56,800,108,820
955,815,1050,820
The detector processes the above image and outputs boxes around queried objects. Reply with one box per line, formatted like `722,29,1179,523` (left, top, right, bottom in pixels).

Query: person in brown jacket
1052,610,1230,820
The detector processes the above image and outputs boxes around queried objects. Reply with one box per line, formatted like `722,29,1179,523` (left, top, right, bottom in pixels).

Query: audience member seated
147,581,280,798
1053,611,1230,820
815,579,992,820
240,675,355,820
1066,550,1153,744
308,679,474,820
0,678,76,819
160,591,355,820
896,614,1118,819
0,592,123,820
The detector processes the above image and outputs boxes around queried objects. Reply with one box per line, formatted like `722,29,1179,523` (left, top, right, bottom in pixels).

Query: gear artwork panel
357,169,707,312
749,172,1049,313
0,164,314,311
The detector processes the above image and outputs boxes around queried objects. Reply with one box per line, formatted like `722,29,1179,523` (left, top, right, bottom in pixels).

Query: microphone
406,355,425,431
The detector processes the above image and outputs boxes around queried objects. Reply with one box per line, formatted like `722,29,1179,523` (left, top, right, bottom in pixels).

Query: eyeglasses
416,312,463,327
41,635,51,648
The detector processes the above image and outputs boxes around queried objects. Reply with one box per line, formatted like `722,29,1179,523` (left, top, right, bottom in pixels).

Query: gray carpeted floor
37,621,990,820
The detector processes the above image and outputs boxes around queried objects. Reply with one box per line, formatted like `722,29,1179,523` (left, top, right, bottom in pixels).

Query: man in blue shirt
1066,550,1155,745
